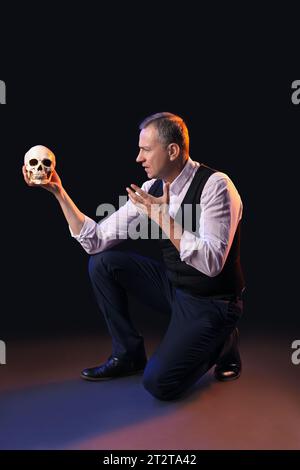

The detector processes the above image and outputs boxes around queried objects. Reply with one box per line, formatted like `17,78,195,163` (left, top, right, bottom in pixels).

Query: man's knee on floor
142,368,180,402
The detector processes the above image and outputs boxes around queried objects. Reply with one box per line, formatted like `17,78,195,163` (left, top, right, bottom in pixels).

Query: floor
0,331,299,450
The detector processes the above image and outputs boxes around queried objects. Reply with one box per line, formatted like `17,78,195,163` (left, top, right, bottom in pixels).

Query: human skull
24,145,56,185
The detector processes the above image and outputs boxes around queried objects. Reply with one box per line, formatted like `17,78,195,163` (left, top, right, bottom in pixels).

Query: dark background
0,4,299,341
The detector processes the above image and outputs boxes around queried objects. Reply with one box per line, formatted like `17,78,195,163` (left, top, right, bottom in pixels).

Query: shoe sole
80,368,145,381
214,371,241,382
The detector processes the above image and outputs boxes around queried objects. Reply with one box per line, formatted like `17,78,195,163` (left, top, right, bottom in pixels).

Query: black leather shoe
81,354,147,381
214,328,242,382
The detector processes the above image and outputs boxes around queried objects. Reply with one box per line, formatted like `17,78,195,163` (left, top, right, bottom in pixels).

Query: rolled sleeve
68,178,157,255
69,215,97,241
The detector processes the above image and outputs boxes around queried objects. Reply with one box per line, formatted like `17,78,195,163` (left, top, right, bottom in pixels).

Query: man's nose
136,151,144,163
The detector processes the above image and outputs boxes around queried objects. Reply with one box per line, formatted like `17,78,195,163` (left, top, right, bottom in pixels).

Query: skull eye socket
29,158,38,166
42,159,52,167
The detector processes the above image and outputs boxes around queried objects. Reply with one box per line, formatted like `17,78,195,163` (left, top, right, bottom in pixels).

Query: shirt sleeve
69,179,156,254
179,172,243,277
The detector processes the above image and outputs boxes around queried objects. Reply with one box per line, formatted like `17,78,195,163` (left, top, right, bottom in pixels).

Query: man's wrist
54,186,66,201
161,213,182,240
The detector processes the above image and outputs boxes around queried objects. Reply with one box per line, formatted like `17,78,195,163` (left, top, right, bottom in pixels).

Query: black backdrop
0,4,299,341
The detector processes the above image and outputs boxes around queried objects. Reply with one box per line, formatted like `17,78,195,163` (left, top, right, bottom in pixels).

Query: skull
24,145,56,185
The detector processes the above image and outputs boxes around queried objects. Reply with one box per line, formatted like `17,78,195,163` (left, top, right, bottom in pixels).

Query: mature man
23,112,245,401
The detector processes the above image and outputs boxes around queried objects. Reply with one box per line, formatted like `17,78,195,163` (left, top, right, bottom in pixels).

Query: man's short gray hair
139,112,189,158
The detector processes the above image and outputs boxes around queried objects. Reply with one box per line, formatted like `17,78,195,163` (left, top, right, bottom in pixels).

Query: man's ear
168,143,180,161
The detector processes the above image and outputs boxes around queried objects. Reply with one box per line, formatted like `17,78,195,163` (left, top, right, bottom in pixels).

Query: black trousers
88,250,243,400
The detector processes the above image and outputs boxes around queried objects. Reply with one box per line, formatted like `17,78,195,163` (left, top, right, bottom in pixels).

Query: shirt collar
164,157,198,196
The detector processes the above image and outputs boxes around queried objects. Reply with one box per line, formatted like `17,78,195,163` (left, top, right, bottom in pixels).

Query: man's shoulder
204,170,242,202
206,170,235,188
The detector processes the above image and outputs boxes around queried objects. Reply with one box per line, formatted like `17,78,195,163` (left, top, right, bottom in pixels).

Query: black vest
148,164,245,299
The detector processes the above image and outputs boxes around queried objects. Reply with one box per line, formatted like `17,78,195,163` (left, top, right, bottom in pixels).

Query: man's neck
163,157,188,184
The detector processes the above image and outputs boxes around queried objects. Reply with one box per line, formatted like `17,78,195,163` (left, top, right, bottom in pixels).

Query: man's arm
69,178,157,254
158,212,182,251
23,165,86,235
55,187,85,235
178,173,243,277
23,164,157,255
126,173,242,278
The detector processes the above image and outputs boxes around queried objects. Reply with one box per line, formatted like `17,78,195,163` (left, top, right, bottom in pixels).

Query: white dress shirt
70,157,243,277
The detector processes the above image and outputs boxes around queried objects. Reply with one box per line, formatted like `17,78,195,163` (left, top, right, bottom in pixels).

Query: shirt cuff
69,215,96,241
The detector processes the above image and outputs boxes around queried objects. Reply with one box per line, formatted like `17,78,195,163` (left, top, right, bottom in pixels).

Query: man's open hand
126,182,170,222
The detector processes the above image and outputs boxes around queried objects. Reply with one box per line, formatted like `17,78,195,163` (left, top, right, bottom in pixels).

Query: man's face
136,124,169,179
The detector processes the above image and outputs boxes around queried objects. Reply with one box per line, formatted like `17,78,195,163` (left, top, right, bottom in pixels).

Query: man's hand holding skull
22,145,63,197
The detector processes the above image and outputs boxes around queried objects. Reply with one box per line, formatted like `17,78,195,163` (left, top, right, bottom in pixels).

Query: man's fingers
163,182,170,201
22,165,28,179
22,166,31,184
130,184,148,198
166,183,170,204
126,186,144,202
127,187,149,211
127,192,145,210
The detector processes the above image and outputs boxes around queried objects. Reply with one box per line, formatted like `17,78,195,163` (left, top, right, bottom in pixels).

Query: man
22,112,245,401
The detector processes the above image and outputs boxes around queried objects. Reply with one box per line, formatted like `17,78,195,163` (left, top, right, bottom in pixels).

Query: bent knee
142,370,179,402
88,250,118,279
